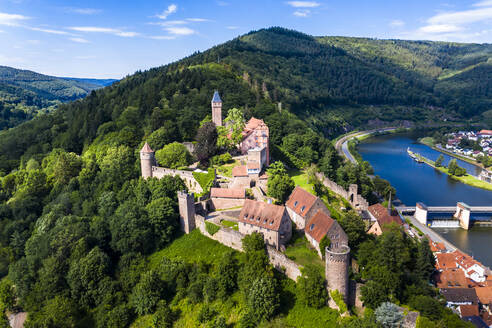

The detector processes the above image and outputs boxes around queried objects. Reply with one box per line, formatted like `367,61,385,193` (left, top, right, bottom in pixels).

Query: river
357,133,492,267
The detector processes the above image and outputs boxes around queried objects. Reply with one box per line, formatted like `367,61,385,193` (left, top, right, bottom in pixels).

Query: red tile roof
434,269,468,288
140,142,154,153
429,240,446,253
475,287,492,305
210,188,245,199
285,186,318,218
368,203,402,229
238,199,286,231
232,165,248,177
479,130,492,135
436,253,459,271
305,210,335,243
460,305,479,317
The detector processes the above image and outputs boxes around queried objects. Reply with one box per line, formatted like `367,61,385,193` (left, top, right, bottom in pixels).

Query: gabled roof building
285,186,330,229
305,210,348,258
238,199,292,250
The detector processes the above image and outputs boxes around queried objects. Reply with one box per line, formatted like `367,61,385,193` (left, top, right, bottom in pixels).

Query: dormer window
269,221,273,225
294,201,298,207
301,206,305,212
257,217,260,222
310,224,315,231
244,214,248,219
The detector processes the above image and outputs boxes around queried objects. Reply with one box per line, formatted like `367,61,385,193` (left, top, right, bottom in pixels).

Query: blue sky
1,0,492,78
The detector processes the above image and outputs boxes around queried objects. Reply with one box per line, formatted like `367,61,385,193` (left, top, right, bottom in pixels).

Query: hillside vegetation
0,27,484,327
0,66,116,130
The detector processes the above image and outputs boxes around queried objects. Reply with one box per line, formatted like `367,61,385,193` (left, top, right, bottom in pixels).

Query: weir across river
397,202,492,230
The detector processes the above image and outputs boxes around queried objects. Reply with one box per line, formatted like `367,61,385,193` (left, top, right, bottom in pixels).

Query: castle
139,91,353,305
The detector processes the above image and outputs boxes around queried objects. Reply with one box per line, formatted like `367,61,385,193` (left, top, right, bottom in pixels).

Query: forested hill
1,27,492,172
0,66,117,130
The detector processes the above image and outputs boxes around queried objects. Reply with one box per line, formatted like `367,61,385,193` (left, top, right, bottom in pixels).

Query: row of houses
430,240,492,326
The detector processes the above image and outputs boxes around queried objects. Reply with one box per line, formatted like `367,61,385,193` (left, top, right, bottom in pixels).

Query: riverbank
408,149,492,192
418,137,484,168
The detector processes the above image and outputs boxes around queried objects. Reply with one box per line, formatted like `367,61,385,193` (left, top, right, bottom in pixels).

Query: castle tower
211,91,222,126
140,142,155,179
178,191,195,234
325,245,350,303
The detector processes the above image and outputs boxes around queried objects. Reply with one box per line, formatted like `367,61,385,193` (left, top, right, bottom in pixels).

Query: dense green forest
0,66,116,130
0,27,483,327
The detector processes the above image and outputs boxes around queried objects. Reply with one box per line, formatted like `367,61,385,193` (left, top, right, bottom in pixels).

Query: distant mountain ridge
0,65,117,130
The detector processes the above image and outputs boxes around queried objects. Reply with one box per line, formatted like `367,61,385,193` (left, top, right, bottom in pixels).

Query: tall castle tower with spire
211,91,222,126
140,142,155,179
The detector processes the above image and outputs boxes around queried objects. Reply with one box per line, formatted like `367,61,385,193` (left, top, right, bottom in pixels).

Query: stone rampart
194,215,301,280
266,246,302,281
315,172,369,211
152,166,203,193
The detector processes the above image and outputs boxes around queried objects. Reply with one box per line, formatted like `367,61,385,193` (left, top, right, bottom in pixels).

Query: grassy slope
142,226,339,328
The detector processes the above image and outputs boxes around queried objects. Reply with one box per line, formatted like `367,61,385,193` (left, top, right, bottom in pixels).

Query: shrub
375,302,403,328
330,290,347,313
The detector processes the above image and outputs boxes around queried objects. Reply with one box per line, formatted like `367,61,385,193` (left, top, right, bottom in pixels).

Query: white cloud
403,2,492,42
149,35,176,40
293,9,310,17
419,24,463,33
67,8,102,15
427,7,492,25
157,4,178,20
29,27,71,35
165,26,195,35
0,12,30,26
156,20,188,26
187,18,211,22
69,26,139,37
389,20,405,28
226,26,239,30
473,0,492,7
286,1,320,8
69,37,90,43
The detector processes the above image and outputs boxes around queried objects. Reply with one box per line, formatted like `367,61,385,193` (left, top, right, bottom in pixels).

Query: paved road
335,128,397,164
405,214,458,252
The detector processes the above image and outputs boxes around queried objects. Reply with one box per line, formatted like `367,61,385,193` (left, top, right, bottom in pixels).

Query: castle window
301,206,305,212
310,224,315,231
294,201,298,207
269,221,274,225
264,219,268,224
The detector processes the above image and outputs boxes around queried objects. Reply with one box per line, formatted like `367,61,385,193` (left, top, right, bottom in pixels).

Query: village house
238,199,292,250
304,210,348,258
475,287,492,314
285,186,330,230
367,203,403,235
455,252,487,283
441,288,479,307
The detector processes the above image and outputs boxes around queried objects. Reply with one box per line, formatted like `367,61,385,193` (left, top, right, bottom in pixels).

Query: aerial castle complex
139,91,353,305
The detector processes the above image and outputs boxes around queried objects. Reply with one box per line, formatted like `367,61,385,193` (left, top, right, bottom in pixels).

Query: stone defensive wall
152,166,203,193
315,172,369,211
194,215,301,281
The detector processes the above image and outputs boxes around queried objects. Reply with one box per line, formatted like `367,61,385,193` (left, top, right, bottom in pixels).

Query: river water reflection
357,133,492,267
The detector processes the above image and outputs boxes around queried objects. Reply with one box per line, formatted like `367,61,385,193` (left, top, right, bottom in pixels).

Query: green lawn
288,169,315,195
221,219,239,231
284,232,324,274
148,230,236,269
215,160,240,178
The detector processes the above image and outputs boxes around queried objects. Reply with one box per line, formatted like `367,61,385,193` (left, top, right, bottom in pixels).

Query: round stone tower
140,142,155,179
325,245,350,303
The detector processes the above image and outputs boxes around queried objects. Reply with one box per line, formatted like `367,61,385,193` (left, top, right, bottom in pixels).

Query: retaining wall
194,215,301,280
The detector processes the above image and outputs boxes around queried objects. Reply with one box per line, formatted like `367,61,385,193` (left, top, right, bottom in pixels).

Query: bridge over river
397,202,492,229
